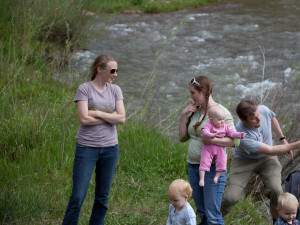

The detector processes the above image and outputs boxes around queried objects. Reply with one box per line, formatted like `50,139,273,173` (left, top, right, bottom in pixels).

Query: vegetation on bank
1,0,299,224
90,0,219,13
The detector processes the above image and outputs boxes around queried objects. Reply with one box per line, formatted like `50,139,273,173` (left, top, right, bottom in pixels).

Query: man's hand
281,139,293,160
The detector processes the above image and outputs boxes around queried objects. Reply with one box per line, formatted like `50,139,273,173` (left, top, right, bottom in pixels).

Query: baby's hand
211,132,219,138
241,132,246,139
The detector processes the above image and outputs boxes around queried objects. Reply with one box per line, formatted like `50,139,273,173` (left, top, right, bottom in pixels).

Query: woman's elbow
119,116,126,125
78,116,90,126
79,119,87,126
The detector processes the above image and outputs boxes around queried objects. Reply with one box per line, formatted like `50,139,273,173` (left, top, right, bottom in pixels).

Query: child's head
168,179,192,211
277,192,299,223
208,106,226,128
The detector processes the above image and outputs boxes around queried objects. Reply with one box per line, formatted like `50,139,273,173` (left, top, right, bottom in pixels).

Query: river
71,0,300,135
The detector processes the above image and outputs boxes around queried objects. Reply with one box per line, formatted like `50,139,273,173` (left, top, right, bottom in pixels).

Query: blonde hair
168,179,193,199
90,54,117,80
277,192,299,210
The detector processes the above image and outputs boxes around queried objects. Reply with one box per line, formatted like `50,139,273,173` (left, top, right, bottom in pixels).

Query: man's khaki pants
221,156,282,218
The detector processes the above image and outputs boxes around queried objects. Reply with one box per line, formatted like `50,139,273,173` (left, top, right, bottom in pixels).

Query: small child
199,105,245,186
166,179,196,225
275,192,299,225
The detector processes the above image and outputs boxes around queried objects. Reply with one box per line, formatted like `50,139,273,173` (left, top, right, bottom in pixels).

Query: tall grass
1,0,94,224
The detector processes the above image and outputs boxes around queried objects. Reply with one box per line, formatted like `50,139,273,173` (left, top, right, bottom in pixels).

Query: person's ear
240,118,247,123
185,194,188,200
277,208,280,214
209,117,213,122
97,66,102,73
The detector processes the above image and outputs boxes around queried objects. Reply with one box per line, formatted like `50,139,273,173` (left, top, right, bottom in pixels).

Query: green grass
224,195,271,225
89,0,218,13
1,0,298,224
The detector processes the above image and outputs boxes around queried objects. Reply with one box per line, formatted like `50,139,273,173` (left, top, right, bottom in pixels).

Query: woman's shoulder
76,81,93,95
106,82,121,89
217,104,232,115
78,81,92,89
106,83,123,96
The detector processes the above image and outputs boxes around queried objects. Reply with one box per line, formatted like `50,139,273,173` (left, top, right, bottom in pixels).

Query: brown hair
168,179,193,199
90,54,117,80
187,76,212,130
236,99,258,121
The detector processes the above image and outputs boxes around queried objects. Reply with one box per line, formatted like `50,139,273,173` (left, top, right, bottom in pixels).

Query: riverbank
0,0,286,224
90,0,219,14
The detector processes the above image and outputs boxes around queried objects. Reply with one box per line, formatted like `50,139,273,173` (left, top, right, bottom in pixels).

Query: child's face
168,191,187,212
210,113,225,128
278,206,297,223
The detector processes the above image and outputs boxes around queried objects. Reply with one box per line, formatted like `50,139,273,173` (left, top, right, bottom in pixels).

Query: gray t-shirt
166,202,196,225
74,81,123,147
233,105,275,159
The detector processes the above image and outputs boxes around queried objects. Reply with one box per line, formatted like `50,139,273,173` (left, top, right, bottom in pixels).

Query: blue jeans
62,143,119,225
188,163,226,225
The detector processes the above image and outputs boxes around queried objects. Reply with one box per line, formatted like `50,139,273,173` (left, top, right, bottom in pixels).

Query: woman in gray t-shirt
62,54,125,225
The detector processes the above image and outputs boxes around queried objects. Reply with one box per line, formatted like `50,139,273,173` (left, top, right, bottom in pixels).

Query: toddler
166,179,196,225
275,192,299,225
199,105,245,186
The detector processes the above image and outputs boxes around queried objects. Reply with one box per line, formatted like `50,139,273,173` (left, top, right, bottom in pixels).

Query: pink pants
199,144,227,172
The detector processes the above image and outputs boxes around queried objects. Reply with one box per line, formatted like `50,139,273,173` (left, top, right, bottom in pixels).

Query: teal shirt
181,104,236,164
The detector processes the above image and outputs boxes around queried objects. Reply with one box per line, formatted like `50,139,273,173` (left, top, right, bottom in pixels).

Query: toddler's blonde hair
277,192,299,210
168,179,193,199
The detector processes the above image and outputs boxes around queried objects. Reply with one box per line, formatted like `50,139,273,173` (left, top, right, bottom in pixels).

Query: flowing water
71,0,300,129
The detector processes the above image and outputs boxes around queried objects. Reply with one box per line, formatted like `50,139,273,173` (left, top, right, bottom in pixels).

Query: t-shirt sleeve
74,83,88,102
186,204,196,225
114,85,123,101
260,105,276,119
239,136,261,154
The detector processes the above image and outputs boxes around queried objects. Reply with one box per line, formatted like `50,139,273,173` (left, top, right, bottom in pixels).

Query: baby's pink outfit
199,122,243,172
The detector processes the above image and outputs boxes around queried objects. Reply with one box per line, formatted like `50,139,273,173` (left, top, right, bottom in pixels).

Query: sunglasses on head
190,78,202,87
102,67,118,74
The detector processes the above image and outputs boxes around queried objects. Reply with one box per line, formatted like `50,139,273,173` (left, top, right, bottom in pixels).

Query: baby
166,179,196,225
274,192,299,225
199,105,245,186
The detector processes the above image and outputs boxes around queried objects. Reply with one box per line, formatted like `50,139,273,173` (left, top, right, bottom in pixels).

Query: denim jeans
188,163,226,225
62,143,119,225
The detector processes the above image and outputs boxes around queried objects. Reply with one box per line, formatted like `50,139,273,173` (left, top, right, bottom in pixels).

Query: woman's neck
201,96,218,109
91,78,107,93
